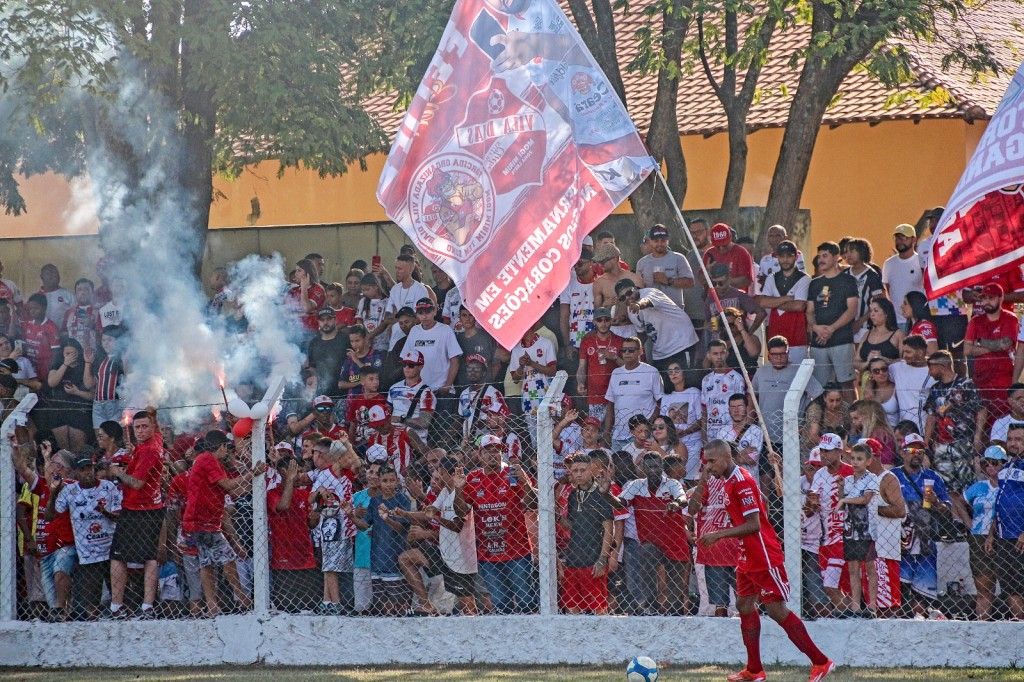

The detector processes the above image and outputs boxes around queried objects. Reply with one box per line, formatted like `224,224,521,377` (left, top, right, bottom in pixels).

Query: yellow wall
0,117,986,285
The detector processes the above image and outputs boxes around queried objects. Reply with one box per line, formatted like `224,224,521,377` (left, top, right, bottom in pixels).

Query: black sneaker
102,606,130,620
137,607,158,620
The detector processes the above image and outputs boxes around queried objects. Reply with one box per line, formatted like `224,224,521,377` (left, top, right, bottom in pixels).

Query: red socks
740,610,763,673
781,612,828,666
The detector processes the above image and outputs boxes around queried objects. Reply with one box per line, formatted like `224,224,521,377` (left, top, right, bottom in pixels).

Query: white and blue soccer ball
626,655,659,682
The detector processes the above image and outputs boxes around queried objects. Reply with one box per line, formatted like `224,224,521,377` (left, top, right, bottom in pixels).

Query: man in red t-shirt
459,434,537,614
183,429,264,616
577,307,624,423
701,439,834,682
703,223,755,292
22,293,60,379
108,411,166,619
965,282,1019,418
688,463,740,617
267,456,319,613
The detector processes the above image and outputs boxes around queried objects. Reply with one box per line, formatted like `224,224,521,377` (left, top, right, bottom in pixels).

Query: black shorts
77,560,109,607
440,564,477,598
994,537,1024,596
111,509,165,564
413,540,445,578
935,315,968,353
968,534,998,578
271,568,322,613
843,539,875,562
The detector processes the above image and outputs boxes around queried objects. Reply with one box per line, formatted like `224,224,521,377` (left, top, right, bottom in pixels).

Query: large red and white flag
925,60,1024,299
376,0,656,349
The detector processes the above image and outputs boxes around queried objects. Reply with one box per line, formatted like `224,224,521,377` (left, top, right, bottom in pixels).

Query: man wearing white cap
882,224,924,327
366,405,414,478
806,433,854,613
387,350,435,450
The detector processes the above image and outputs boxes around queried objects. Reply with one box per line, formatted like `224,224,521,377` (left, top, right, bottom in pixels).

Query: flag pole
653,170,783,494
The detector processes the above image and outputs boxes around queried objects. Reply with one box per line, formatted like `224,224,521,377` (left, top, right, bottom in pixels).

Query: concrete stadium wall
1,614,1021,669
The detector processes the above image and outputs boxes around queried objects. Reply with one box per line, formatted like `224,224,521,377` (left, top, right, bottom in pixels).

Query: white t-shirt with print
559,274,595,349
385,280,431,315
55,479,123,564
604,362,664,441
701,370,745,435
509,335,557,414
403,322,462,390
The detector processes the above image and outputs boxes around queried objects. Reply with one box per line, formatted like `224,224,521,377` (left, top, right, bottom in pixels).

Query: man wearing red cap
387,349,436,449
965,282,1019,418
703,223,754,292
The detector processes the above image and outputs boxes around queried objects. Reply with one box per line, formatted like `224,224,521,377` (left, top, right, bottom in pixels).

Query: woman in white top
356,273,390,352
660,360,703,479
862,357,899,427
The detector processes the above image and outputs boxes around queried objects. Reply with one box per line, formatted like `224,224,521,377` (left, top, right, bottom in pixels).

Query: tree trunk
762,3,874,236
629,0,690,243
719,114,747,228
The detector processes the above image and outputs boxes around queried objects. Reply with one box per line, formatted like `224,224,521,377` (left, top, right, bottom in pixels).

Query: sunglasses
667,367,683,373
870,368,888,374
315,406,333,412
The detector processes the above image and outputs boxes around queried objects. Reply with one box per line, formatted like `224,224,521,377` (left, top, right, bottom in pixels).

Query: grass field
3,666,1022,681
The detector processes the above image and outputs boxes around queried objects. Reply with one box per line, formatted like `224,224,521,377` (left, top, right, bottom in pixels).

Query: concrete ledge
1,615,1021,668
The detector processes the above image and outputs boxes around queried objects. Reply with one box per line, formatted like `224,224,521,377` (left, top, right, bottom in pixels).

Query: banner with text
376,0,655,349
925,59,1024,298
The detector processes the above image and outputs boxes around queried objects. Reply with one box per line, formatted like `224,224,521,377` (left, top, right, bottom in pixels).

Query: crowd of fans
2,208,1023,622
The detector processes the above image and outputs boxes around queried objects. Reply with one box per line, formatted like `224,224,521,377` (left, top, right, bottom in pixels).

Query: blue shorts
40,546,78,608
900,552,938,599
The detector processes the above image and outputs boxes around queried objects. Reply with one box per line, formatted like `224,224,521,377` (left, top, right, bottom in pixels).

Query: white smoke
74,61,305,428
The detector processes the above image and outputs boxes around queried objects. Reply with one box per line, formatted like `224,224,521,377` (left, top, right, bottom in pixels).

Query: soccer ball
626,656,658,682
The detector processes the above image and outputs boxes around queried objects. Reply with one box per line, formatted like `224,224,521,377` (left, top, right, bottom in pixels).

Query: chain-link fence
4,361,1024,622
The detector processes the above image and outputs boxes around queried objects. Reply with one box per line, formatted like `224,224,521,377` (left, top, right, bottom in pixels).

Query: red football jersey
31,475,75,555
722,466,785,572
267,486,316,570
368,427,414,477
182,451,227,533
578,331,624,405
462,466,533,562
346,393,389,445
122,437,165,511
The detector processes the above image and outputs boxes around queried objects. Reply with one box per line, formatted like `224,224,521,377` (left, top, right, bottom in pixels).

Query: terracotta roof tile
363,0,1022,139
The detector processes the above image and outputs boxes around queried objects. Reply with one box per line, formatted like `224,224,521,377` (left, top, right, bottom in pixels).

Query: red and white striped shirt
368,426,414,478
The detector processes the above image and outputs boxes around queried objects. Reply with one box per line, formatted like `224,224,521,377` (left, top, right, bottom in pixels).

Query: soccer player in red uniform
700,439,835,682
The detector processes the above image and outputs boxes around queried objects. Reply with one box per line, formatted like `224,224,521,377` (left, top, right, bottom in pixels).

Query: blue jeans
478,556,536,614
41,546,78,608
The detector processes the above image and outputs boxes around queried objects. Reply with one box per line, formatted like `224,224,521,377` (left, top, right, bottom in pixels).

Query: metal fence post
0,393,38,622
536,370,568,616
251,376,285,616
782,358,815,617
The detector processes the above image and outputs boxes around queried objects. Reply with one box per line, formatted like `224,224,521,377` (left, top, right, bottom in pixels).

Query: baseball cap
478,434,503,448
775,240,798,256
819,433,843,451
614,278,637,295
902,433,926,449
578,246,594,262
367,404,390,427
366,444,389,463
0,358,18,373
805,447,822,466
274,442,295,454
710,222,732,246
312,394,334,408
72,455,94,469
317,307,335,319
396,306,416,318
649,224,669,239
465,353,488,366
582,235,594,247
594,244,620,263
983,445,1008,461
709,262,730,280
414,297,435,312
593,306,612,320
583,416,603,429
860,437,884,459
893,223,916,238
401,349,425,366
980,282,1004,299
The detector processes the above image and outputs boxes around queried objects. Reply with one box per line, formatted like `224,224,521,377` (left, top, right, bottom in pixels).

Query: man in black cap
307,307,349,400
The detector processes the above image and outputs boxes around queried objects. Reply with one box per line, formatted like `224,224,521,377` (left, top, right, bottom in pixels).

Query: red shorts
869,557,902,609
818,543,850,592
736,566,791,603
561,566,608,612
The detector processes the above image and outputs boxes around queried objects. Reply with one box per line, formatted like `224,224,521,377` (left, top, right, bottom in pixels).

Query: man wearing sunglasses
613,277,697,390
603,336,663,451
